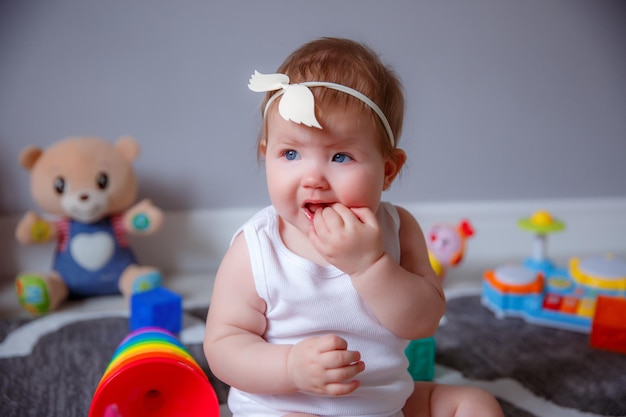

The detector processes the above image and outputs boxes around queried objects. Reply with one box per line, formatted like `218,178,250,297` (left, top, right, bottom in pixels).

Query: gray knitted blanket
1,295,624,417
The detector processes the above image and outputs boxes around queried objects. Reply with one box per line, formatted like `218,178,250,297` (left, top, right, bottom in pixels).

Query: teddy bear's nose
80,194,90,201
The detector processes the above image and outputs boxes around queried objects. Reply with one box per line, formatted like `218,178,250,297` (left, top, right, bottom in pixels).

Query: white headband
248,71,395,147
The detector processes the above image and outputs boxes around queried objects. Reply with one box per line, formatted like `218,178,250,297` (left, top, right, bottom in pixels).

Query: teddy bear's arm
122,199,164,235
15,211,58,245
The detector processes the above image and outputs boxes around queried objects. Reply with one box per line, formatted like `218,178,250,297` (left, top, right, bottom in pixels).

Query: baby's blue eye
284,150,300,161
332,153,352,163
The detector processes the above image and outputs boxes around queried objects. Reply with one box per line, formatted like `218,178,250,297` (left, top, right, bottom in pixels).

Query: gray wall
1,0,625,216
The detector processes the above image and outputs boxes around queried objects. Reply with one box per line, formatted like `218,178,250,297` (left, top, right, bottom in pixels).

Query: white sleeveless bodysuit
228,203,413,417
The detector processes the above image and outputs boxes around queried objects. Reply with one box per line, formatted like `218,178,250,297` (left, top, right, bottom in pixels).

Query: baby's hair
257,37,405,158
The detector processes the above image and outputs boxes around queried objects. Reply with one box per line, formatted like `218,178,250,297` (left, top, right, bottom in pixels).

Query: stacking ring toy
89,327,219,417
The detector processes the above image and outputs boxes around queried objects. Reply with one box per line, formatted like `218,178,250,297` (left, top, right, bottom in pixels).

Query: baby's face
263,105,393,235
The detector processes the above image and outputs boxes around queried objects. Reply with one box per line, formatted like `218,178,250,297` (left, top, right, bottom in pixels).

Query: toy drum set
89,327,219,417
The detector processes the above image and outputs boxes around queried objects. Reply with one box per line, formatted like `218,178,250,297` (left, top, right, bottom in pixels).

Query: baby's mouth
303,202,329,221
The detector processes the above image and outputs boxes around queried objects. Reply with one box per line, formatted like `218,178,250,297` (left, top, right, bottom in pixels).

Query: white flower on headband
248,70,396,147
248,71,322,128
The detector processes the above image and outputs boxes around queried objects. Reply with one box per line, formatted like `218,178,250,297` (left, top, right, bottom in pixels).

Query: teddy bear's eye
53,177,65,194
97,172,109,190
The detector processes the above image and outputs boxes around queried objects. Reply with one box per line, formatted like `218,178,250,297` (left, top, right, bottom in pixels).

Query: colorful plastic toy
130,287,183,334
517,210,565,271
427,220,474,279
405,337,436,381
590,295,626,354
89,327,219,417
482,210,626,333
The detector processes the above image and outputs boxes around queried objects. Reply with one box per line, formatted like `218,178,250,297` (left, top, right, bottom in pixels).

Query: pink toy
427,219,474,279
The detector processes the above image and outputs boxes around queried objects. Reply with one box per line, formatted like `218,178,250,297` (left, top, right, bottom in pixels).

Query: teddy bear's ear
115,135,140,162
19,146,43,171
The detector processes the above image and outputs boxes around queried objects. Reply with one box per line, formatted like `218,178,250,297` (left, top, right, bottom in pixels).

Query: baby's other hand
309,204,383,275
287,334,364,396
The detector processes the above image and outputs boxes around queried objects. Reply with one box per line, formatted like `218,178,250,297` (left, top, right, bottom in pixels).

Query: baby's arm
203,233,364,396
392,206,446,337
310,204,445,340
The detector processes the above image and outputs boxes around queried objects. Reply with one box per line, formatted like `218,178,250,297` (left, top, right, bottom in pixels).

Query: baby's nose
302,164,329,189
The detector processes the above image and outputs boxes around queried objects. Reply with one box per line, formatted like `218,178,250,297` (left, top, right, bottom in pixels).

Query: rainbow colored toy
89,327,219,417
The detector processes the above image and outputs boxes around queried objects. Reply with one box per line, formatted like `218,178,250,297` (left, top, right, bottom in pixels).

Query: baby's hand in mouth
303,202,333,222
307,204,384,275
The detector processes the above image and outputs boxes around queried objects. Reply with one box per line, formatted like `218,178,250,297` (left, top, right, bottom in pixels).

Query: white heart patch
69,232,115,271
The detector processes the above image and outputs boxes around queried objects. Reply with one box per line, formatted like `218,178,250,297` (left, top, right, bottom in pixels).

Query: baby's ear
115,135,140,162
383,149,407,190
19,146,43,171
259,141,268,158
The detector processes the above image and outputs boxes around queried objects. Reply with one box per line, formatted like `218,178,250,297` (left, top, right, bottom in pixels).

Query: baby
204,37,503,417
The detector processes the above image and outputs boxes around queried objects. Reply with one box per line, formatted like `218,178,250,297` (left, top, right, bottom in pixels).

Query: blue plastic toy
130,287,183,334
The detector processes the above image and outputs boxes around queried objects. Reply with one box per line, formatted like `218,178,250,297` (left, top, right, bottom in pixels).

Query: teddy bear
14,136,164,314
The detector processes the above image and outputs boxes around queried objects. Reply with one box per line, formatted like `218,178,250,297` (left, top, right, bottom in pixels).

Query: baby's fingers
317,334,349,352
324,379,362,396
321,346,362,370
327,359,365,382
348,207,377,227
313,206,342,237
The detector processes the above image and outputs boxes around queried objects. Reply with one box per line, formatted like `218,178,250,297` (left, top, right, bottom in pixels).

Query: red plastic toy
590,295,626,354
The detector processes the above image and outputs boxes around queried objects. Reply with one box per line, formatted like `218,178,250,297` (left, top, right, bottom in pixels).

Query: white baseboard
2,198,625,282
403,197,626,264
